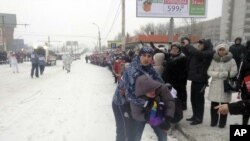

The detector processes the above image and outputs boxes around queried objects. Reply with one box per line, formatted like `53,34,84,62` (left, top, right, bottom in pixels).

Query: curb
174,124,197,141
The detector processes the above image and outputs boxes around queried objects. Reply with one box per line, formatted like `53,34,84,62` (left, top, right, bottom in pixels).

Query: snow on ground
0,60,180,141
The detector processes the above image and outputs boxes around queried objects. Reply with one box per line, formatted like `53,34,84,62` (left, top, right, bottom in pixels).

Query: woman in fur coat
207,43,237,128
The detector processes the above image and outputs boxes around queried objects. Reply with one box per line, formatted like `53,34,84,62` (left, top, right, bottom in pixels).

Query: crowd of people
87,37,250,141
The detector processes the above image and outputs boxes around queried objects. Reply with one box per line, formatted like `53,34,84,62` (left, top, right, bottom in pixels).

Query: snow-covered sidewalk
0,60,181,141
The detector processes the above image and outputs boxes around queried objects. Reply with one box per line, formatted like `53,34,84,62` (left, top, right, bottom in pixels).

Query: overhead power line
103,1,121,41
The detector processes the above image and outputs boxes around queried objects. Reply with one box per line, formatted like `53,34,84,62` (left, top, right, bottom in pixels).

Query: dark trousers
112,102,132,141
173,83,187,109
190,81,206,122
39,65,45,75
242,115,250,125
31,63,39,77
211,102,228,127
127,119,167,141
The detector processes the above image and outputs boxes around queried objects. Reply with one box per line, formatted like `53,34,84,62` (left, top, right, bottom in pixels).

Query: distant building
175,17,221,43
220,0,250,41
0,13,16,51
11,39,24,51
200,17,221,43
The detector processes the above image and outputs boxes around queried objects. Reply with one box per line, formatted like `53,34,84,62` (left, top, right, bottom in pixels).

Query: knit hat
198,39,205,44
171,43,181,51
139,46,154,57
181,37,190,43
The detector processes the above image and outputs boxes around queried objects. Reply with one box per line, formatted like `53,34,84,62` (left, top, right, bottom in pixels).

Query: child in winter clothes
131,75,175,131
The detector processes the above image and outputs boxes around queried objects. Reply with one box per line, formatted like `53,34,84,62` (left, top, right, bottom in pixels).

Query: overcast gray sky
0,0,223,48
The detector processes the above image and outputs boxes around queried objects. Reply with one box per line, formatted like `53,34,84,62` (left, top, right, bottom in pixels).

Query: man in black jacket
229,37,246,70
215,100,250,116
182,38,214,125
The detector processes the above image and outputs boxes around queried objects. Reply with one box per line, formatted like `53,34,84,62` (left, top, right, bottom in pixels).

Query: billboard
136,0,207,18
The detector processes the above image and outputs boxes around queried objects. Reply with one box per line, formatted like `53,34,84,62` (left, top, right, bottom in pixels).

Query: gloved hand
218,71,228,79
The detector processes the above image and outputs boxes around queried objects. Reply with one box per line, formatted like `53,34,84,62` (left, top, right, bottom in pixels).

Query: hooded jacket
207,44,238,103
130,75,175,122
123,56,163,106
229,38,246,69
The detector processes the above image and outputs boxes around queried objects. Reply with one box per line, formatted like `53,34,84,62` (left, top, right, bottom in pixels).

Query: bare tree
134,22,170,35
155,23,169,35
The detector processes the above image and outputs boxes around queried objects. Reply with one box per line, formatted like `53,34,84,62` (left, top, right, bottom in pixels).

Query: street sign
136,0,207,18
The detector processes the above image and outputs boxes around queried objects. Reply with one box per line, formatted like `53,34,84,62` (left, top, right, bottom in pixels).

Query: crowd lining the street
87,37,250,141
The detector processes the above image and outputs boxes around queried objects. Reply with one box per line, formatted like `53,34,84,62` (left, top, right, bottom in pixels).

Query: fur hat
215,43,229,53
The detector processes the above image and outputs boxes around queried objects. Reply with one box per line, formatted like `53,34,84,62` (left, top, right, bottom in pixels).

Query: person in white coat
10,52,19,73
62,54,73,73
207,43,237,128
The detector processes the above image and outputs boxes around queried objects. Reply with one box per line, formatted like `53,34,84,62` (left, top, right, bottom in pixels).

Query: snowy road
0,60,180,141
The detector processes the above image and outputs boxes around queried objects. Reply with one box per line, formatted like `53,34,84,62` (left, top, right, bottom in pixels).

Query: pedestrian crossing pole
122,0,126,51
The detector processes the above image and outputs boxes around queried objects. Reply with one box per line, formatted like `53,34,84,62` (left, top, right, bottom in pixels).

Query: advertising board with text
137,0,207,18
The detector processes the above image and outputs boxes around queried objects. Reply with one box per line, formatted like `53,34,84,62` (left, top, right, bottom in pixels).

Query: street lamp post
92,23,101,51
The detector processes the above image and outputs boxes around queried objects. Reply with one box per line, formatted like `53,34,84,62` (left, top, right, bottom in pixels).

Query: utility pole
98,29,101,51
48,36,50,48
93,23,101,51
169,17,174,43
1,16,5,51
122,0,126,51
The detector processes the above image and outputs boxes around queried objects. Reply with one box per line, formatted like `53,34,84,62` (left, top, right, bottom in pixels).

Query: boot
242,115,250,125
211,102,218,127
219,114,228,128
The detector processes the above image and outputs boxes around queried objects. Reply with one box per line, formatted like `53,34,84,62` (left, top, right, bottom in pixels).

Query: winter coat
123,56,164,106
207,52,237,103
182,41,214,83
38,55,46,66
162,53,187,86
62,54,73,65
10,55,18,64
229,42,246,69
130,75,175,122
112,77,127,106
228,100,250,115
153,53,165,75
31,53,39,65
238,51,250,101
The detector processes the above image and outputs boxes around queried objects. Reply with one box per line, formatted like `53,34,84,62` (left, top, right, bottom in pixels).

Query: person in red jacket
113,57,122,83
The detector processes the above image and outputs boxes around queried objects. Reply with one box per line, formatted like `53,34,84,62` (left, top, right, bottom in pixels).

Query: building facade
220,0,250,42
0,13,16,51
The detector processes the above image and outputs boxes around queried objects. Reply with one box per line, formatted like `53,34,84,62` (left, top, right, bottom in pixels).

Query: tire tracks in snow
0,90,43,131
